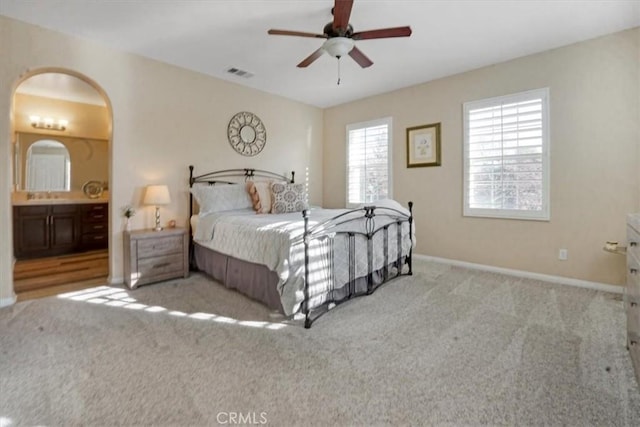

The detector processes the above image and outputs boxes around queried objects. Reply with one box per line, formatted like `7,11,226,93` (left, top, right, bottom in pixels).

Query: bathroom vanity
13,198,108,259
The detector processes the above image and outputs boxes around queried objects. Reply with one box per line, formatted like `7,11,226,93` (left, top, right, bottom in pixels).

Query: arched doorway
10,68,113,299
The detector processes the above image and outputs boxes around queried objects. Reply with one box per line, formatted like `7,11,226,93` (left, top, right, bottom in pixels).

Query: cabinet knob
631,340,638,346
631,302,638,307
630,241,638,247
631,268,638,275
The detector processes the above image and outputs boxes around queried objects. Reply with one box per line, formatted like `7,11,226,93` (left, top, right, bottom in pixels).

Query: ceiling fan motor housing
324,22,353,38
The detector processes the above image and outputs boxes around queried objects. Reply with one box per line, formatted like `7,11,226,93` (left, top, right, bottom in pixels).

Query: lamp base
153,206,163,231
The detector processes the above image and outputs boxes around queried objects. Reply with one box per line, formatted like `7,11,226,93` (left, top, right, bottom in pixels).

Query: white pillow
190,184,252,214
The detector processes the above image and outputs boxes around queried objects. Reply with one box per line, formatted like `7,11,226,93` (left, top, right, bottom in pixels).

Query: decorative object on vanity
188,165,414,328
82,180,104,199
406,122,441,168
123,227,189,289
144,184,171,231
227,111,266,157
268,0,411,71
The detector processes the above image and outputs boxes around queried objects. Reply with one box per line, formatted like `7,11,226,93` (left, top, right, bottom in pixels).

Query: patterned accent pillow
190,183,252,214
270,182,308,214
245,181,273,214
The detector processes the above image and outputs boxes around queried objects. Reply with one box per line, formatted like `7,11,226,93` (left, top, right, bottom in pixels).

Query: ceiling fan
268,0,412,69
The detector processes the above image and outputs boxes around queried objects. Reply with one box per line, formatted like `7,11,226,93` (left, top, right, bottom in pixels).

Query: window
346,117,392,208
463,88,550,220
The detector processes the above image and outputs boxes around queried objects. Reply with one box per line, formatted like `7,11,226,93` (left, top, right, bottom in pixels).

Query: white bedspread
193,199,414,315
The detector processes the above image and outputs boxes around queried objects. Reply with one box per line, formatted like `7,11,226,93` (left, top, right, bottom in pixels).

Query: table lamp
143,184,171,231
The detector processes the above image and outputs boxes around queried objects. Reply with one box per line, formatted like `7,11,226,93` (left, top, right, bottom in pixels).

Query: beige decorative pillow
246,181,273,214
270,182,308,214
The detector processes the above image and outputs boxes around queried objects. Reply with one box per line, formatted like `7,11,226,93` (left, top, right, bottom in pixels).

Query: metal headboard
187,166,294,266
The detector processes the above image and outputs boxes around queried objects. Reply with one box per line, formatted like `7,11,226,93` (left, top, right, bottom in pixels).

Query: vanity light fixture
144,184,171,231
30,115,68,131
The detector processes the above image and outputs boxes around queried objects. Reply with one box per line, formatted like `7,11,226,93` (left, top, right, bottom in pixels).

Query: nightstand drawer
137,254,184,278
137,235,183,258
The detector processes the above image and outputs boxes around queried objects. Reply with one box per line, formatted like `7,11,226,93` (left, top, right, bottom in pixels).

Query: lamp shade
144,185,171,206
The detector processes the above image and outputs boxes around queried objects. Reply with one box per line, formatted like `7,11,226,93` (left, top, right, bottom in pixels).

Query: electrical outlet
559,249,568,260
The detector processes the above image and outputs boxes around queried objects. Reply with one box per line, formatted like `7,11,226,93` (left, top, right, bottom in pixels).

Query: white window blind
346,117,392,207
463,88,550,220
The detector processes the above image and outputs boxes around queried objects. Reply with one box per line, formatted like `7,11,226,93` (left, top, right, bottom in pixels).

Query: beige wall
324,28,640,285
0,16,323,303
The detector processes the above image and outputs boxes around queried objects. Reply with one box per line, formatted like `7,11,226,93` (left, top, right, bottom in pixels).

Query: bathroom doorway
11,69,112,300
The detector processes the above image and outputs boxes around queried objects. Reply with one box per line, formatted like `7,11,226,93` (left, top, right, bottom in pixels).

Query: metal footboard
301,202,414,328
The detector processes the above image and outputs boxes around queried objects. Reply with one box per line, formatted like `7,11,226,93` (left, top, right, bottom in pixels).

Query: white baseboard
109,276,124,286
413,253,624,295
0,293,17,308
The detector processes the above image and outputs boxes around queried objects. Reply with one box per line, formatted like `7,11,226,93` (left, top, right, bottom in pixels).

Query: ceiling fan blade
333,0,354,31
268,29,327,39
297,48,325,68
352,26,412,40
348,46,373,68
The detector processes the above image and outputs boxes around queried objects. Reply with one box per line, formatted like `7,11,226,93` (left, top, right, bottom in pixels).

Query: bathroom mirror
25,139,70,191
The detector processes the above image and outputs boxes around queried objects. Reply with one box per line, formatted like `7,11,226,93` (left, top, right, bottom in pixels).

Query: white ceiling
2,0,639,108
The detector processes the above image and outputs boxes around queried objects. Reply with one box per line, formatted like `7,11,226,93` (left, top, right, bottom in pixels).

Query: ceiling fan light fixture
322,37,355,58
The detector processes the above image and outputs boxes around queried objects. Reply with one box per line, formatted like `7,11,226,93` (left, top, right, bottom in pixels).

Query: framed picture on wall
406,122,441,167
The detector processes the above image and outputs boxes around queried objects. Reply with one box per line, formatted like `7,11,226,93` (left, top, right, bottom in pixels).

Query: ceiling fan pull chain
337,58,341,85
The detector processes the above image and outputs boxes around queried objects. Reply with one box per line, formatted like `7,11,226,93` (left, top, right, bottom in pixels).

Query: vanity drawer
82,222,108,234
81,203,107,219
80,232,108,249
627,225,640,263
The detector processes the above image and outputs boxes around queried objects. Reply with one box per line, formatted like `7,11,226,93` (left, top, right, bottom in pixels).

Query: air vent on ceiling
226,67,254,79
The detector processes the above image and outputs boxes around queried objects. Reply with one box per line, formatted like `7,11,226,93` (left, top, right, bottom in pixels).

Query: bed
189,166,414,328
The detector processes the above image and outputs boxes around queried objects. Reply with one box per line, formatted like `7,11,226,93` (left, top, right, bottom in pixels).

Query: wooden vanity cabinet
13,202,108,259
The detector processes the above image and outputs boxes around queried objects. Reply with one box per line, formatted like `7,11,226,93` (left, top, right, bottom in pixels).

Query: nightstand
123,227,189,289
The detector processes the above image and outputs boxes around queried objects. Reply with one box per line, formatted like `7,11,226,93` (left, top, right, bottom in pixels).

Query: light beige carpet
1,259,639,426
